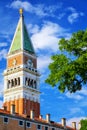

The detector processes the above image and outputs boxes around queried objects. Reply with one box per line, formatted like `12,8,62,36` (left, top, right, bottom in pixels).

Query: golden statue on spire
19,8,23,16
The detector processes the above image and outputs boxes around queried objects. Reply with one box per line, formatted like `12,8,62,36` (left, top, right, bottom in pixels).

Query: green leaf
45,30,87,93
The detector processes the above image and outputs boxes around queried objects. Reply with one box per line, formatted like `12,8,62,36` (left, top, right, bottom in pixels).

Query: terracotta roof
33,117,75,130
0,109,10,114
0,109,75,130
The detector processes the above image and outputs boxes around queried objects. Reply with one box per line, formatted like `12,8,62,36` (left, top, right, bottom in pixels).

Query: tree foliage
45,30,87,93
80,119,87,130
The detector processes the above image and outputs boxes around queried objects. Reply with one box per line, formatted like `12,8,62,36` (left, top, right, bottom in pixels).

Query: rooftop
0,109,75,130
9,8,35,55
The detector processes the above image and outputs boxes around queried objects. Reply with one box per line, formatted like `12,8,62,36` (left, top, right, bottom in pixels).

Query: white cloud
65,86,87,102
27,21,71,74
0,80,3,108
0,42,8,47
68,13,79,24
57,96,65,100
37,55,51,71
0,49,7,61
0,100,3,108
31,21,70,52
65,92,83,100
67,117,86,129
28,24,40,34
0,79,4,99
77,88,87,96
57,13,66,20
8,0,62,17
65,88,87,104
9,0,32,11
67,7,84,24
68,7,76,13
70,107,84,115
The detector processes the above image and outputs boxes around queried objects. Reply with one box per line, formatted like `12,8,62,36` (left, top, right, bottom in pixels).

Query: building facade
0,9,76,130
3,8,40,118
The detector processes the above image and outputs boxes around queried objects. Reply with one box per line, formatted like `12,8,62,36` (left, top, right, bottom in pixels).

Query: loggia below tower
3,9,40,118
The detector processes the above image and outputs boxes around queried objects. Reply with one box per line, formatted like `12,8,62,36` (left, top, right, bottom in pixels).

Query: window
30,80,33,87
15,78,17,86
45,126,48,130
4,117,8,123
28,79,30,86
19,120,24,126
11,79,14,87
37,124,41,129
25,77,28,86
7,80,10,89
18,77,20,85
34,81,37,89
26,122,31,128
11,104,15,114
3,106,7,111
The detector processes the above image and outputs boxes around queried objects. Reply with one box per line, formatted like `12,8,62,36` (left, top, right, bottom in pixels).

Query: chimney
39,115,43,119
78,122,81,130
61,118,66,128
3,106,7,111
11,104,15,114
30,110,34,120
46,114,50,123
72,122,76,130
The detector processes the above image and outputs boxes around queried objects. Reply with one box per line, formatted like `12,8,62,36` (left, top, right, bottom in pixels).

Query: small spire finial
19,8,23,16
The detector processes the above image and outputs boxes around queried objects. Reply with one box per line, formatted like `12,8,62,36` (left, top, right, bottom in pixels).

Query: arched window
11,79,14,87
18,77,20,85
15,78,17,86
28,78,30,86
30,80,33,88
7,80,10,89
34,81,37,89
25,77,28,86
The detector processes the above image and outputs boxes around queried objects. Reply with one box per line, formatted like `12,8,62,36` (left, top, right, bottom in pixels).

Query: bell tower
3,9,40,117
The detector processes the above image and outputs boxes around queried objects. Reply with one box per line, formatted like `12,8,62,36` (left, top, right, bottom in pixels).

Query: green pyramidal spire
9,8,35,55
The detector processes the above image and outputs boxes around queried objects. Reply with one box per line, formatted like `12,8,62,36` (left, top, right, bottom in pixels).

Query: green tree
80,119,87,130
45,30,87,93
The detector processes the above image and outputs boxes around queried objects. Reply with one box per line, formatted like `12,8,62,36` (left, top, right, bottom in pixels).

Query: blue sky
0,0,87,127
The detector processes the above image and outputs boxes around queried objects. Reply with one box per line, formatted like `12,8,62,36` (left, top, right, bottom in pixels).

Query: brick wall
0,115,59,130
0,116,24,130
3,98,40,117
